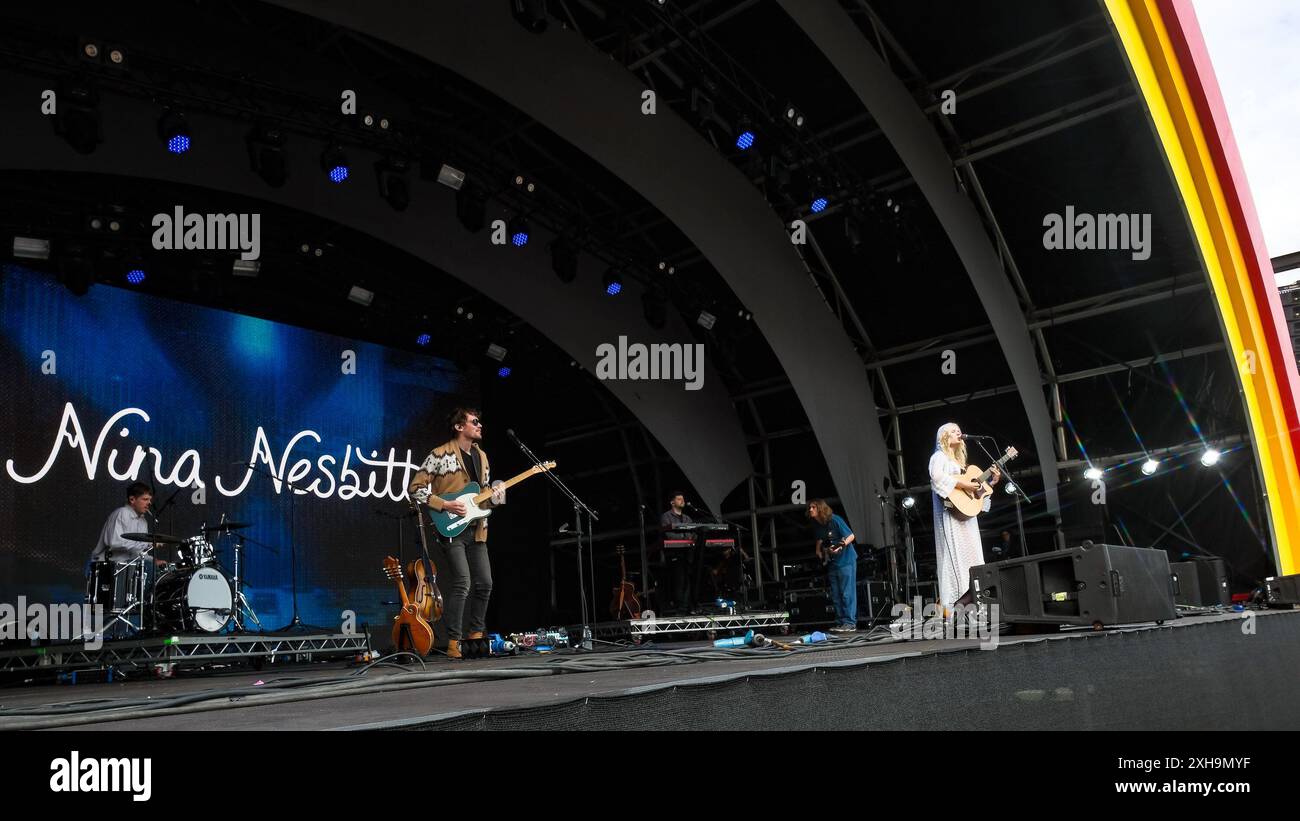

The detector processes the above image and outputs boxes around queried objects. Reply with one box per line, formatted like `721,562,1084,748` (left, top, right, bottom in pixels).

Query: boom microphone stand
230,461,330,633
507,429,598,650
969,436,1033,557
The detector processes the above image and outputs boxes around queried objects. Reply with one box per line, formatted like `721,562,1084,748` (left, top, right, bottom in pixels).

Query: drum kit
86,518,263,637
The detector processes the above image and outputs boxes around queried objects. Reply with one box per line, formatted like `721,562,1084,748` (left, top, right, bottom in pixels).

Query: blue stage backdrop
0,264,472,633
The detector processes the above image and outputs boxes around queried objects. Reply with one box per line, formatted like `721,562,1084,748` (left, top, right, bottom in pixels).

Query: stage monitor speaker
971,543,1175,627
1170,559,1231,607
1263,574,1300,607
786,589,835,625
856,579,894,622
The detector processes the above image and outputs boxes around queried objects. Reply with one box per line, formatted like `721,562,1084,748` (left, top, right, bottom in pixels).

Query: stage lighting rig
508,216,530,247
52,81,101,155
456,183,487,232
603,267,623,296
247,125,288,188
321,144,350,183
376,157,411,212
158,109,192,155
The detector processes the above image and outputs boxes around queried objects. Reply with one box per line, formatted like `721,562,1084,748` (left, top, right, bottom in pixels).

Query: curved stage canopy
267,0,898,556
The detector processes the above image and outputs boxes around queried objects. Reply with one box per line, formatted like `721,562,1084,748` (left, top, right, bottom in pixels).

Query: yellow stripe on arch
1105,0,1300,573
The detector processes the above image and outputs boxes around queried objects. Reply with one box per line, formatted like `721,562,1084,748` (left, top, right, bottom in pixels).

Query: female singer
929,422,1000,613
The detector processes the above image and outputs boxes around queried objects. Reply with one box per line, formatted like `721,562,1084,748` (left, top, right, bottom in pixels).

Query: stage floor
2,609,1296,730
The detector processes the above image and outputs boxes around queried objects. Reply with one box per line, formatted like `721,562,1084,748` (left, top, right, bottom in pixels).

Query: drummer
90,481,170,568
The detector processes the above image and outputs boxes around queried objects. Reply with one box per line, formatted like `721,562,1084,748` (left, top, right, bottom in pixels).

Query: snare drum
151,565,233,633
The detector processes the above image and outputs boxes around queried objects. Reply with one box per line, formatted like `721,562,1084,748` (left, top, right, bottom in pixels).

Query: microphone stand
969,436,1032,558
637,504,650,612
508,430,598,650
230,461,330,634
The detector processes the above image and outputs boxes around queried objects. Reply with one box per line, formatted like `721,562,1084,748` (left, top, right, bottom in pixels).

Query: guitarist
929,422,1000,615
807,499,858,633
407,408,506,659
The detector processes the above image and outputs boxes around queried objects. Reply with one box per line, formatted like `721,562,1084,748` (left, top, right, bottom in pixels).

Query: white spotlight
1200,448,1221,467
1141,458,1159,476
1083,466,1104,481
901,495,916,509
13,236,51,260
1004,481,1017,495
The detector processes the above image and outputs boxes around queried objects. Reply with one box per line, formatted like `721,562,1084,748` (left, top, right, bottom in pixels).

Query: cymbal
123,532,185,544
204,521,250,533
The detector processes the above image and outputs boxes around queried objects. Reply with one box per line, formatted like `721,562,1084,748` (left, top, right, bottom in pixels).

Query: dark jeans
437,532,493,640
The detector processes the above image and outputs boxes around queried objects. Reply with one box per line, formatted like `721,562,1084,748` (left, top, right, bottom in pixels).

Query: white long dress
929,450,990,608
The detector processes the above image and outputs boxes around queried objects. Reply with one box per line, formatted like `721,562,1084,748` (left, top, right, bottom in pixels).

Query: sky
1191,0,1300,285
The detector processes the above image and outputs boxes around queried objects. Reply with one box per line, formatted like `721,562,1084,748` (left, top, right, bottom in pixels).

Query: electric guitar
424,461,557,538
820,540,848,566
943,446,1018,519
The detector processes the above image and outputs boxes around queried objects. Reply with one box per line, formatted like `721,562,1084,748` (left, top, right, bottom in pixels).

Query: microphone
505,428,519,442
959,433,994,441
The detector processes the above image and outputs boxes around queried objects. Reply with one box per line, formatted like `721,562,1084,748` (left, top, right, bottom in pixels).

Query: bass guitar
424,461,556,538
943,446,1019,519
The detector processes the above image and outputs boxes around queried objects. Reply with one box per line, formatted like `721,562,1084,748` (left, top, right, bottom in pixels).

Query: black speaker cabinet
856,579,895,621
970,543,1176,627
1170,559,1232,607
1264,574,1300,607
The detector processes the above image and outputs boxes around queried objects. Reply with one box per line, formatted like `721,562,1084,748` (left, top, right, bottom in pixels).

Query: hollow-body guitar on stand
381,498,445,656
425,461,556,538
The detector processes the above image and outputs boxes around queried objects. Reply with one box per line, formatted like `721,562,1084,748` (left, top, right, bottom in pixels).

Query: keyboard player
658,491,694,612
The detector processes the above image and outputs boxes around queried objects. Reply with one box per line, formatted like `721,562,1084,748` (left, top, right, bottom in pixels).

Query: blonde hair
938,424,967,466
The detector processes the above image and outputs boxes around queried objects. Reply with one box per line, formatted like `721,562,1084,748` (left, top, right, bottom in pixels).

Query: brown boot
467,631,485,640
446,639,462,660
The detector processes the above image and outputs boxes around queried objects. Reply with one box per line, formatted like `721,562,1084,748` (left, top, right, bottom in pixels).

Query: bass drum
152,565,233,633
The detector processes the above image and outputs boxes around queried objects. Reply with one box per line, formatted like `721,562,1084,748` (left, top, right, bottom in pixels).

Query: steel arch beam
781,0,1062,519
267,0,895,539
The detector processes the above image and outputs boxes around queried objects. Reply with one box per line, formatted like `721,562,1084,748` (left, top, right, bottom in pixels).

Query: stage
2,609,1296,731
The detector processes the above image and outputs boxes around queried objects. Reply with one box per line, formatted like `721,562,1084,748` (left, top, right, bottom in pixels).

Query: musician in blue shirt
808,499,857,632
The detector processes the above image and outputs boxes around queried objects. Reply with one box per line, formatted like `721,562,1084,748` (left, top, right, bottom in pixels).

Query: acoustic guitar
943,446,1019,519
609,545,641,619
424,461,556,538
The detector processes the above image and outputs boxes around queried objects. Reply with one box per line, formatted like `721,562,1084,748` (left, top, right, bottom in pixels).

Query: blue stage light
497,366,512,378
416,333,431,346
735,130,755,151
166,134,190,154
509,216,530,247
811,197,828,213
329,165,349,183
125,268,146,285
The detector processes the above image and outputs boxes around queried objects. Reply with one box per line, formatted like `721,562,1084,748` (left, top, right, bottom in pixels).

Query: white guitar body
442,491,492,535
